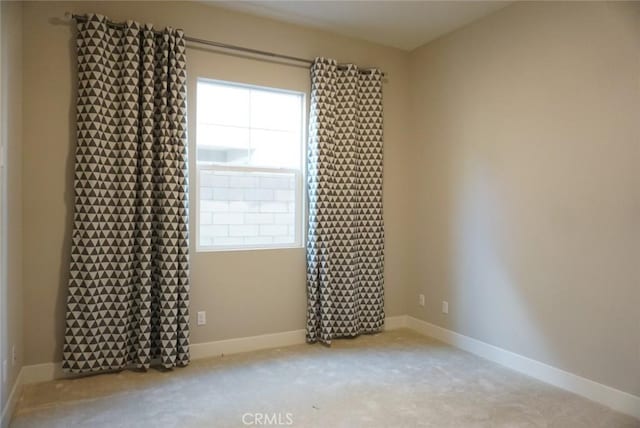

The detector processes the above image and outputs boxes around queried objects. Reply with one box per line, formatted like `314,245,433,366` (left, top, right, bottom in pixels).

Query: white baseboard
190,329,306,360
1,367,23,428
21,362,67,385
22,315,408,385
405,316,640,420
18,315,638,421
191,315,408,360
383,315,408,330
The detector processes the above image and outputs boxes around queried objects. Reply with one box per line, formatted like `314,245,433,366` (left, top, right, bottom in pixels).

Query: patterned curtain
306,57,385,344
63,14,190,373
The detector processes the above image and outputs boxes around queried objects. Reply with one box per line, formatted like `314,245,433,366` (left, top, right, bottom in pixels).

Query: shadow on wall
54,25,78,363
409,1,640,398
449,148,550,361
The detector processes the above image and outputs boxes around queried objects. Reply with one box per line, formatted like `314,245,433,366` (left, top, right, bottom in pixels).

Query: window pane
196,79,304,251
199,169,297,248
196,124,250,164
250,90,301,132
250,129,300,168
197,81,249,127
197,124,250,149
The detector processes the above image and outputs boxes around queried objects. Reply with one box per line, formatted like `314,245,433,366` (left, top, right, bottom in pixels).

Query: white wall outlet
197,311,206,326
418,294,425,307
442,301,449,314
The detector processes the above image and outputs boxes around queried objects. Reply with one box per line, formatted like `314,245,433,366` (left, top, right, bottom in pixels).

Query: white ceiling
210,1,510,51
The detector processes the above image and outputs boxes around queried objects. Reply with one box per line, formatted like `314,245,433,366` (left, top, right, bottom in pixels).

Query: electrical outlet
442,301,449,314
197,311,206,326
418,294,425,307
11,345,15,366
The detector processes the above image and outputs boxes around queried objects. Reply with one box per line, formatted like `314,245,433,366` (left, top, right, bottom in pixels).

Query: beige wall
409,1,640,396
0,0,24,412
21,1,413,365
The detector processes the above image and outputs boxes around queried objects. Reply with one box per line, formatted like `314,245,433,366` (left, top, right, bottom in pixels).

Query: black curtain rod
67,13,386,76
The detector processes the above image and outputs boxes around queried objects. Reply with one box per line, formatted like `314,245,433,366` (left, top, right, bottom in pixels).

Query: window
196,79,305,251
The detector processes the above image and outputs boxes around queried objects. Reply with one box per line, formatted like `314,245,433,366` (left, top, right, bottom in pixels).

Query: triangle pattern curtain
63,14,190,373
306,57,385,344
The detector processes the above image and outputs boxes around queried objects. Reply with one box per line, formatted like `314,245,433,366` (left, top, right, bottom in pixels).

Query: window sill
195,244,304,253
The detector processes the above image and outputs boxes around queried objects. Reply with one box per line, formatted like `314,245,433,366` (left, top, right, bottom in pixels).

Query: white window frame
195,79,306,253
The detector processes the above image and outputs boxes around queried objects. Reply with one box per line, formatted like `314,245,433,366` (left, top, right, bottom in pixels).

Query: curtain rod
66,13,386,76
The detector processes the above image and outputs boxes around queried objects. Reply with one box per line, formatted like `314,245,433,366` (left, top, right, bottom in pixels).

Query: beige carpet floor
11,329,639,428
